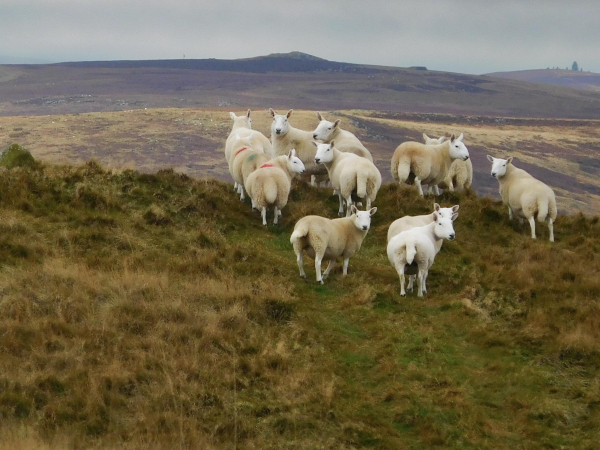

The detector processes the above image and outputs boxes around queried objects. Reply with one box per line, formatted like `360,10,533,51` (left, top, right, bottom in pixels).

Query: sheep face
287,149,306,174
432,212,458,241
434,203,460,219
350,206,377,231
487,155,512,178
314,142,335,164
313,114,341,141
449,133,469,161
270,108,292,136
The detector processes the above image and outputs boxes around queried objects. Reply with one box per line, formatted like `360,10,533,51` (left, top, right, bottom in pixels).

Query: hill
2,53,600,118
486,69,600,92
2,108,599,216
0,159,599,448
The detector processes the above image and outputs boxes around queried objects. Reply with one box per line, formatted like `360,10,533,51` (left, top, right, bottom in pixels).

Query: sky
1,0,598,74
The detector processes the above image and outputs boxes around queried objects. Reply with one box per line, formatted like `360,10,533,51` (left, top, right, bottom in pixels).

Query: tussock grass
0,161,599,448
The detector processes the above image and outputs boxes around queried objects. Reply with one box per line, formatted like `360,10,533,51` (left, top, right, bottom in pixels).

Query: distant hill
2,52,600,118
486,69,600,92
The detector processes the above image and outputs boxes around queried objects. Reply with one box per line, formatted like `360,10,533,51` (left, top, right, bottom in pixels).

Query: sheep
423,133,473,192
391,133,470,196
269,108,327,186
387,210,458,297
387,203,459,293
312,112,373,161
487,155,557,242
290,205,377,284
245,150,306,226
225,110,273,191
229,133,270,202
314,141,382,216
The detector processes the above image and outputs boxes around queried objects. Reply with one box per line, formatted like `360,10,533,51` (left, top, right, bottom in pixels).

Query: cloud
1,0,598,73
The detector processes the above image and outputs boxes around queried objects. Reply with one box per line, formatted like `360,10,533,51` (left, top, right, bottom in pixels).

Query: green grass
0,160,599,449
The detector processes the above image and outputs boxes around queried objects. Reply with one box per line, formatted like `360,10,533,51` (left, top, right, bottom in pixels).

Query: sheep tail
290,222,309,245
405,238,417,265
356,171,368,199
392,155,411,183
537,198,549,222
264,177,278,205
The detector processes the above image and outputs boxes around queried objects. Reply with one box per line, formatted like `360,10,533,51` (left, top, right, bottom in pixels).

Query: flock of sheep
225,109,557,296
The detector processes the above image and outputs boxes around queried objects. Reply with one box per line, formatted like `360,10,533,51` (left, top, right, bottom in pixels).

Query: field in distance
2,108,600,215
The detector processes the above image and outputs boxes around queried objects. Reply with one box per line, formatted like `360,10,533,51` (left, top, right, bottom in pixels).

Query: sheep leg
251,198,257,210
323,260,336,279
311,175,317,187
261,207,267,226
366,197,372,210
528,216,536,239
509,207,514,220
342,258,350,276
548,218,554,242
238,184,245,201
273,207,279,225
417,267,426,297
433,185,441,196
337,192,345,216
234,181,238,191
315,255,324,284
407,275,415,293
422,271,428,294
447,181,455,193
345,196,353,217
415,178,424,197
296,252,306,279
398,265,406,296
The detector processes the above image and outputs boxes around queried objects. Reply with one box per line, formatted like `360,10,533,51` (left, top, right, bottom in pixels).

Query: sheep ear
269,108,275,117
369,207,377,216
333,119,341,128
229,112,236,120
452,205,460,213
450,134,456,142
434,203,440,212
312,140,319,147
317,111,323,121
286,109,293,118
292,149,297,157
433,212,438,222
288,150,293,158
487,154,494,162
452,212,459,221
507,156,514,165
438,136,446,143
351,205,358,215
330,140,335,148
423,133,429,142
457,133,464,142
246,109,251,118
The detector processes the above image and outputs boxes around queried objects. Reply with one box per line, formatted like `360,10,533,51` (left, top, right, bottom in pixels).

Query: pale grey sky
1,0,597,74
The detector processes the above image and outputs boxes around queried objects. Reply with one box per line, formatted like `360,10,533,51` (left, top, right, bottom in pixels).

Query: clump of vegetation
0,160,599,448
0,144,36,169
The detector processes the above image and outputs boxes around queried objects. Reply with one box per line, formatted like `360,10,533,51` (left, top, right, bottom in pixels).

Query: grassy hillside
0,160,599,449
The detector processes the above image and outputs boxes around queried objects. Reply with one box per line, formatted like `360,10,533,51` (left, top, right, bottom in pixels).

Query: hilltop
0,158,599,448
2,52,600,118
486,69,600,92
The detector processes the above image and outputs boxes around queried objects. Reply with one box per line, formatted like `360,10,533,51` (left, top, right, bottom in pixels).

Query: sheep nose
362,226,368,230
449,234,455,240
276,129,281,134
492,172,496,177
464,156,469,160
315,158,320,163
313,134,318,139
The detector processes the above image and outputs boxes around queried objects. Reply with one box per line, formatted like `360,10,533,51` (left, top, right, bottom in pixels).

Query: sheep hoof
319,280,324,285
338,211,344,217
401,293,406,297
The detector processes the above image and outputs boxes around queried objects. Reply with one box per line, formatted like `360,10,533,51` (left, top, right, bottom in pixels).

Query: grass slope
0,162,599,449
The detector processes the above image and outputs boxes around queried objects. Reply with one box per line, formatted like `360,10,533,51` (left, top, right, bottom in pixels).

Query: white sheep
312,112,373,161
229,133,270,202
487,155,557,242
290,205,377,284
423,133,473,192
269,108,327,186
387,203,459,293
225,110,273,191
314,141,382,216
245,150,305,226
387,210,458,297
391,134,470,196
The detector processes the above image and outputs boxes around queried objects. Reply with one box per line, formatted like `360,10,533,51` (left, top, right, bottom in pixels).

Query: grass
0,159,599,449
